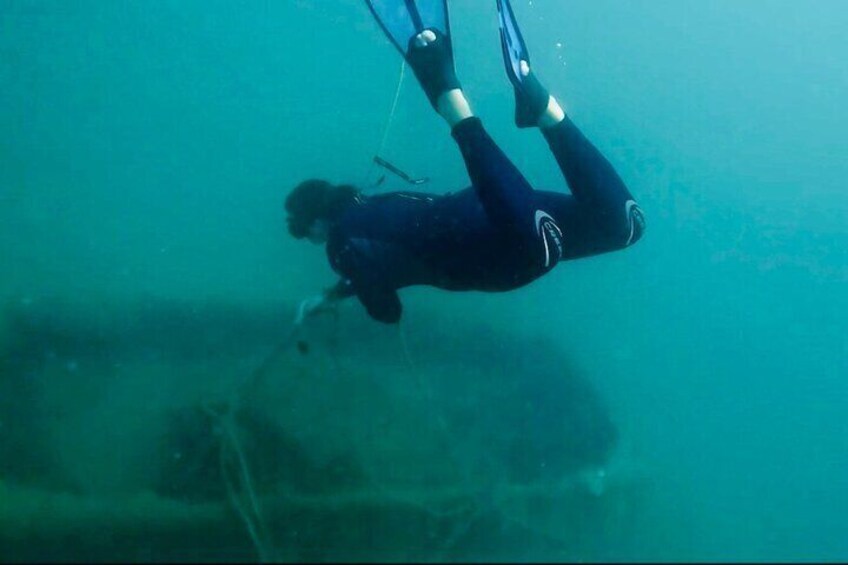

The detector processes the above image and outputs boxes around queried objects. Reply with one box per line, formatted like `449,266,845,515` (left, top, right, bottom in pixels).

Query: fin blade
497,0,531,87
366,0,450,55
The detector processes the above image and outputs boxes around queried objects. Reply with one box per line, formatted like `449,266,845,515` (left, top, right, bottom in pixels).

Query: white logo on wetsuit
624,200,645,246
535,210,563,268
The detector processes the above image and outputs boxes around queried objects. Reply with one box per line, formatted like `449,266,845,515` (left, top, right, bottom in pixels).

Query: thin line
362,59,406,189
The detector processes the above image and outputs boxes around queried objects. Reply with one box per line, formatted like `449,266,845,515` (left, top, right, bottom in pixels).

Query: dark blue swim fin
365,0,460,108
497,0,550,128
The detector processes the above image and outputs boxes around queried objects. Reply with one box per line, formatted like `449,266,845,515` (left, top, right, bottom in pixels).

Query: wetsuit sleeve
326,278,356,301
331,239,403,325
354,284,402,324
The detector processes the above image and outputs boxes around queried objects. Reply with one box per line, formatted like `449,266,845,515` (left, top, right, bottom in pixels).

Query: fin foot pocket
366,0,458,108
497,0,551,128
405,29,461,108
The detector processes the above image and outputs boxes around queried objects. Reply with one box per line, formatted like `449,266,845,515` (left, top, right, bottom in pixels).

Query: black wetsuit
326,116,645,323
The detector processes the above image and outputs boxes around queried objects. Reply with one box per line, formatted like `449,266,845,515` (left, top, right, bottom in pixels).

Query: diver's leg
508,58,644,247
412,28,562,264
408,30,473,127
453,117,565,268
365,1,468,125
407,30,533,231
436,89,473,128
497,0,643,246
538,96,566,129
452,117,560,254
541,115,644,246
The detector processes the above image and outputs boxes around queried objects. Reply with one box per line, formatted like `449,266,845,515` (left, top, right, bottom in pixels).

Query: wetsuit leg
451,116,565,269
542,116,645,248
451,118,561,264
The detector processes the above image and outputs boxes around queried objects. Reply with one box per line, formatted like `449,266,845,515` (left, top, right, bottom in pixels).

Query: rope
199,320,302,562
220,431,270,562
206,58,408,563
376,61,407,160
207,402,272,563
361,60,407,189
223,418,275,559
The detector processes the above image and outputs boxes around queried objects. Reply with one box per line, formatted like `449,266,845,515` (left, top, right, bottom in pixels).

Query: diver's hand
294,293,335,326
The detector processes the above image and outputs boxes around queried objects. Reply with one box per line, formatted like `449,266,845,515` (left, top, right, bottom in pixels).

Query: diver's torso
328,188,568,292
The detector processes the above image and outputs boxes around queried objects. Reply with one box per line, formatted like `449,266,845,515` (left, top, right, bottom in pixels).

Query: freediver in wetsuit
286,0,645,325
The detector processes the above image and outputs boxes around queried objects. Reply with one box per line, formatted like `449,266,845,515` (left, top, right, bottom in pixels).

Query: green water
1,0,846,562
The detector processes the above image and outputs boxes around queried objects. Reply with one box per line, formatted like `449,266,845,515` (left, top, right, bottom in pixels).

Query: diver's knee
534,211,564,269
607,199,645,249
617,199,644,247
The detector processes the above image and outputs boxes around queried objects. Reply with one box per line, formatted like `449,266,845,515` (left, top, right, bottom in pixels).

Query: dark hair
285,179,360,239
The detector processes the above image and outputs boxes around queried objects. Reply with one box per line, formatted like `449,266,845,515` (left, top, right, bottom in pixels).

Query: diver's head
285,179,360,244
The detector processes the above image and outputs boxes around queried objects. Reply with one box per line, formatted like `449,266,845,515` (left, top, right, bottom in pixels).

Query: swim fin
365,0,460,108
497,0,550,128
365,0,451,55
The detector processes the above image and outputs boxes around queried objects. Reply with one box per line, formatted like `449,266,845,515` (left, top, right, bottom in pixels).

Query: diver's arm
325,278,356,302
327,235,405,324
299,278,400,325
294,279,353,326
354,285,402,324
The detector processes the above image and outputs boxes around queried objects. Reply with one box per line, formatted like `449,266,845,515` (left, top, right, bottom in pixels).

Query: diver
286,0,645,325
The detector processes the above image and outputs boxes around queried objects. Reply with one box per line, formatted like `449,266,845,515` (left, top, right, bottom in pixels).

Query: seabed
1,297,652,562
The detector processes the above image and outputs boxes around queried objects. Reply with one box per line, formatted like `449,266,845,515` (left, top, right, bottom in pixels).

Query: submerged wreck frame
0,297,647,562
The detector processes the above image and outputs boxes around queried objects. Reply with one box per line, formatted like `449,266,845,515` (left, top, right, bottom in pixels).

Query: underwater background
1,0,846,562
